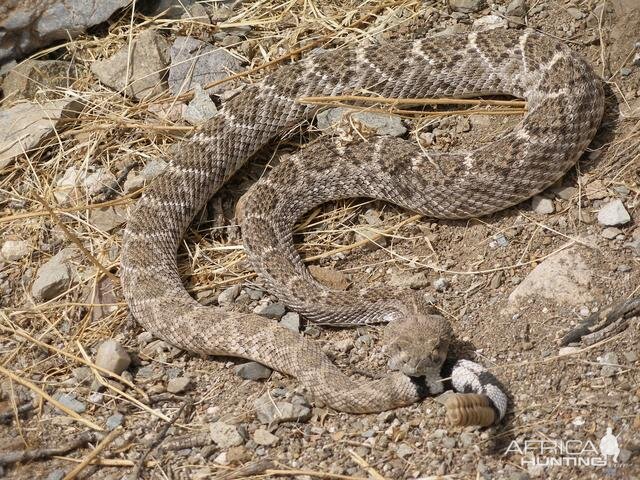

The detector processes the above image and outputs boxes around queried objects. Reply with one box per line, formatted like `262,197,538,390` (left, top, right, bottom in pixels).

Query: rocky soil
0,0,639,479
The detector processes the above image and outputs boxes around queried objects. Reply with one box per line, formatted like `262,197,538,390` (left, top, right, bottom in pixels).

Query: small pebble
95,339,131,375
234,362,272,380
167,376,191,394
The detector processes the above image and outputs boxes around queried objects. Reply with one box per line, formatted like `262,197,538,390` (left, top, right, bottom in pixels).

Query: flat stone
106,412,124,430
601,227,622,239
167,376,191,393
182,84,218,124
449,0,486,13
209,421,244,448
54,392,86,413
31,247,79,301
95,339,131,375
553,185,577,200
585,180,608,200
531,195,554,214
396,443,414,458
3,60,76,102
124,159,167,193
253,428,279,446
279,312,301,332
91,30,170,100
508,249,594,305
168,36,241,95
46,469,65,480
506,0,527,16
0,0,129,63
389,271,430,289
90,206,128,232
254,392,311,425
217,284,241,307
1,239,31,261
316,108,406,136
234,362,272,380
254,302,286,320
0,98,84,169
597,199,630,226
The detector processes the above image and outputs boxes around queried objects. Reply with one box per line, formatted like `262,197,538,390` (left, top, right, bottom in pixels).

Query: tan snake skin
121,29,604,419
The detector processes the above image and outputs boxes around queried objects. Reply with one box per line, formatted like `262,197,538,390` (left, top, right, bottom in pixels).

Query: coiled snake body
121,30,603,424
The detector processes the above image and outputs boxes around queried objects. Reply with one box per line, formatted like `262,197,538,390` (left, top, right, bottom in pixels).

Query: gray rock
0,98,84,169
553,185,577,200
168,36,242,95
601,227,622,239
143,0,197,18
279,312,300,332
506,0,527,16
124,159,167,193
95,339,131,375
597,199,631,226
1,239,30,261
254,392,311,424
54,392,86,413
91,30,170,100
234,362,272,380
508,249,594,305
106,412,124,430
90,206,128,232
218,284,242,306
46,469,66,480
31,247,79,301
167,376,191,393
449,0,486,13
433,277,450,292
599,352,619,377
334,338,354,353
531,195,554,214
316,108,406,136
0,0,129,63
253,428,279,446
254,302,286,320
566,7,586,19
182,84,218,124
209,421,244,448
3,60,76,102
396,443,413,458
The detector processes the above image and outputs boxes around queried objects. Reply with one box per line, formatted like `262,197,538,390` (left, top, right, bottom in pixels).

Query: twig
63,427,123,480
348,449,387,480
33,192,120,284
0,401,35,424
298,94,526,108
131,401,190,479
0,431,100,466
0,365,102,431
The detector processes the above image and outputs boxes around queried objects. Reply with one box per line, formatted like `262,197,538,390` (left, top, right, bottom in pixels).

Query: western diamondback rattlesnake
120,29,603,424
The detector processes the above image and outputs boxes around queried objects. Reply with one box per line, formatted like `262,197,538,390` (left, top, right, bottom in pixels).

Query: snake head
383,312,452,388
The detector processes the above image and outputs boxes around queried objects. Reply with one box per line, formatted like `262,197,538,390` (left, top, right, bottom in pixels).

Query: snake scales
120,29,603,424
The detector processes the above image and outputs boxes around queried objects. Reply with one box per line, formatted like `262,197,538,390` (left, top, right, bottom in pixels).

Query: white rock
1,240,31,261
597,199,630,226
31,247,79,300
209,421,244,448
253,428,279,446
531,195,554,214
95,339,131,375
182,84,218,124
508,249,594,305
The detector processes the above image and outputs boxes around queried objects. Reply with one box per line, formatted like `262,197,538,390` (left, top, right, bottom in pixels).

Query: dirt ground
1,0,639,479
